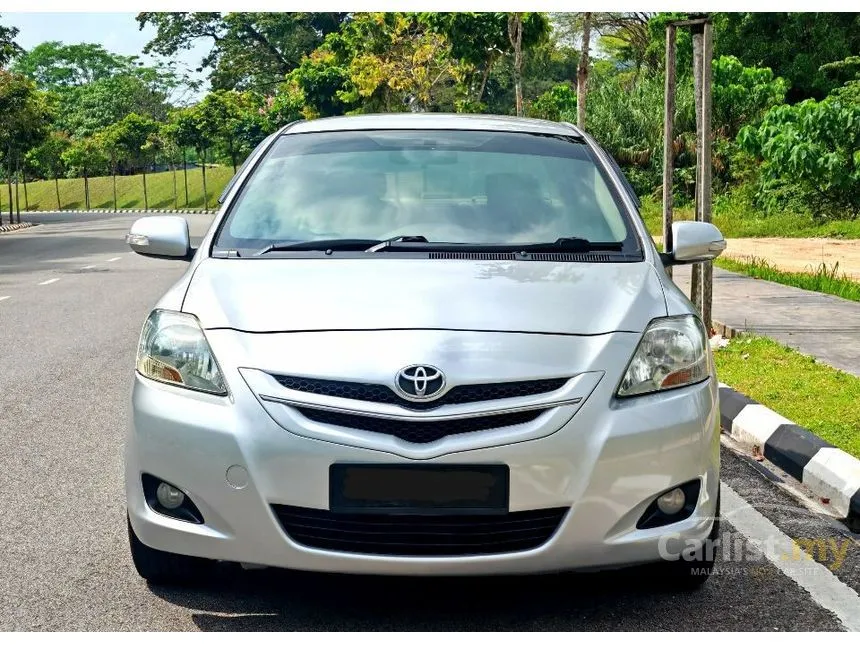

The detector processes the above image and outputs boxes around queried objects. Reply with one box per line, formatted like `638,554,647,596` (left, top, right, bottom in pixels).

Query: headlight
617,315,709,397
136,310,227,395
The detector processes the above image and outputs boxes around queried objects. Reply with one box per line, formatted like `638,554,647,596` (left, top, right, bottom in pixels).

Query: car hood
182,258,666,335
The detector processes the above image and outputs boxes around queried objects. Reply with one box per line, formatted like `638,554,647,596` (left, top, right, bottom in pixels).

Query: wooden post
700,21,714,331
661,24,677,278
690,25,704,314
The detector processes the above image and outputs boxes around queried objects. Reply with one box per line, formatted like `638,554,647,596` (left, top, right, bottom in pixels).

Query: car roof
283,113,585,138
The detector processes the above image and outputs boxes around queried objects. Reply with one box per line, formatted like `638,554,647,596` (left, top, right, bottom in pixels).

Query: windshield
214,129,640,254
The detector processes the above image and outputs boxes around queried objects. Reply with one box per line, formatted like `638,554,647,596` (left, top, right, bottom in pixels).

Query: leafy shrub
527,83,576,121
714,55,788,140
738,98,860,218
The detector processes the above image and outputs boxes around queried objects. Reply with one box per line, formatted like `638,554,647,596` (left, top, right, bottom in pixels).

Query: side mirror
663,221,726,266
126,216,191,259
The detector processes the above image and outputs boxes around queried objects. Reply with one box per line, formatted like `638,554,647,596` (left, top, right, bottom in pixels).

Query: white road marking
81,265,96,270
0,296,10,302
106,257,121,262
38,278,60,286
721,482,860,631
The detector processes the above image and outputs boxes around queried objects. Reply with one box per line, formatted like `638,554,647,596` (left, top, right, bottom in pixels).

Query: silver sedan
125,113,725,588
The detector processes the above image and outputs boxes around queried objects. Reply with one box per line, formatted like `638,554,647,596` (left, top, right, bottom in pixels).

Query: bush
527,83,576,121
738,97,860,218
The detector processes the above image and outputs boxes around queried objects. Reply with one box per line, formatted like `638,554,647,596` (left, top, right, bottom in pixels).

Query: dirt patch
652,235,860,280
723,238,860,280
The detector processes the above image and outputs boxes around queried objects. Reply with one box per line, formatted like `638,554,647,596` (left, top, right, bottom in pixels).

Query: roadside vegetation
0,12,857,229
715,336,860,459
714,257,860,302
640,195,860,240
0,166,232,212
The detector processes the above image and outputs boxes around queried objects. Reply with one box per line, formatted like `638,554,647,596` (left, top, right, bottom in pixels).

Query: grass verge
0,166,234,213
640,194,860,239
714,256,860,302
714,335,860,459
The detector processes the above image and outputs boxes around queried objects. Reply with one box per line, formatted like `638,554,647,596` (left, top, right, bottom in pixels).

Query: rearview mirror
664,221,726,266
126,216,191,259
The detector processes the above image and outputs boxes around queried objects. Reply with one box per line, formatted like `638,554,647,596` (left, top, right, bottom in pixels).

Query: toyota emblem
395,365,446,400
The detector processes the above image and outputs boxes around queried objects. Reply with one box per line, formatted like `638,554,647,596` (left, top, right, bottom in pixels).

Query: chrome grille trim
259,393,582,421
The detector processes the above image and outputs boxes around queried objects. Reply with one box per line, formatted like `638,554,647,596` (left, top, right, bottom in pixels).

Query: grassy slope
0,166,234,212
715,336,860,459
640,195,860,240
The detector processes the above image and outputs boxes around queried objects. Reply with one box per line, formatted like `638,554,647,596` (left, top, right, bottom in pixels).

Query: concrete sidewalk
673,265,860,377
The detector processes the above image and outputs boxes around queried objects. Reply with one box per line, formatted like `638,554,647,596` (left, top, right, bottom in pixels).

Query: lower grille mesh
272,505,569,556
293,407,543,443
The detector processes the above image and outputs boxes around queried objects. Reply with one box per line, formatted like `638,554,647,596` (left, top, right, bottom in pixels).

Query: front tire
128,517,213,586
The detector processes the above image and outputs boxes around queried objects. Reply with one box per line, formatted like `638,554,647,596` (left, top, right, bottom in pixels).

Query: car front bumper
126,333,720,576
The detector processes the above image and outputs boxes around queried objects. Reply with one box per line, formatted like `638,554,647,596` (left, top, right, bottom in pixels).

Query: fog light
657,487,686,515
156,482,185,510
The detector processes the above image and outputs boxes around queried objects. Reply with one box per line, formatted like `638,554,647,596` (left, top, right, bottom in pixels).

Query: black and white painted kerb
25,209,215,215
0,222,36,233
720,383,860,522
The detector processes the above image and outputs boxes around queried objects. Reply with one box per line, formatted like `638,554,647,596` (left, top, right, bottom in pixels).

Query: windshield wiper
255,236,621,256
370,236,624,254
365,235,429,252
255,239,382,255
515,237,624,253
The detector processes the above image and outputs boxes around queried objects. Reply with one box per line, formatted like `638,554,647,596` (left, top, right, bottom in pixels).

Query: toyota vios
125,114,726,588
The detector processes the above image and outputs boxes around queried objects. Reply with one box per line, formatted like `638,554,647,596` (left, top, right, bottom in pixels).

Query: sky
0,12,211,100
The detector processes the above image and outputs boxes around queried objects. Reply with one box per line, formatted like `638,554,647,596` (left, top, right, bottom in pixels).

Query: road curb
0,221,37,233
16,209,215,215
719,382,860,522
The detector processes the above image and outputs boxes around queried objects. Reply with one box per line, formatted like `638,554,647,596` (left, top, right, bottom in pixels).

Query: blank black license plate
329,464,509,514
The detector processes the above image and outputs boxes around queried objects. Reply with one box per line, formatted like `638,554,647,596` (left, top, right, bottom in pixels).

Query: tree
285,48,350,118
508,13,525,117
156,122,182,210
552,12,652,127
61,137,106,209
137,12,346,90
107,113,159,210
576,12,592,128
0,70,52,222
12,41,136,90
715,12,860,102
53,66,175,139
96,123,123,211
196,90,266,172
0,15,23,69
171,106,214,209
25,131,70,210
421,12,549,107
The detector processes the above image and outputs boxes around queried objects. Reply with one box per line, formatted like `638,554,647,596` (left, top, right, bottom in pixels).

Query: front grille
272,505,569,556
272,375,568,411
293,407,542,443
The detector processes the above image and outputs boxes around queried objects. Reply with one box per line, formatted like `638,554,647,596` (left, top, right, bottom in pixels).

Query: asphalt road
1,212,859,631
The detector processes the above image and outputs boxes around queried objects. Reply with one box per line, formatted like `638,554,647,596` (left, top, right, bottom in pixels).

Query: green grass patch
0,166,234,213
715,335,860,459
640,193,860,240
715,256,860,302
